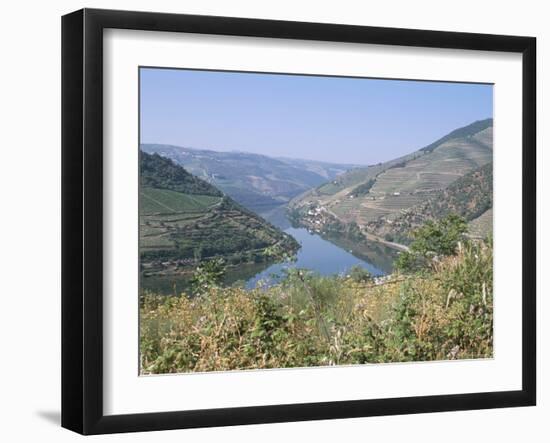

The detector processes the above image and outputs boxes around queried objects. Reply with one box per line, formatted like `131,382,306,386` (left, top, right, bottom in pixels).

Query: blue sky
140,68,493,165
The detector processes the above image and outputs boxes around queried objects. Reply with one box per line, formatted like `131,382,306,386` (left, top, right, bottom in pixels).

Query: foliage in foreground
140,238,493,374
395,214,468,272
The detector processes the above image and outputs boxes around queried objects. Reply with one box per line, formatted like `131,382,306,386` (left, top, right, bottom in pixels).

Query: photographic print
139,68,494,375
62,10,536,433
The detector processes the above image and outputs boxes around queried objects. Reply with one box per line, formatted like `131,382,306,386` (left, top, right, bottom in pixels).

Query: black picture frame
62,8,536,435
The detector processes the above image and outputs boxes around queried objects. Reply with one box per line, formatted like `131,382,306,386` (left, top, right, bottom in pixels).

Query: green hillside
140,187,220,214
141,144,360,212
289,119,493,242
141,151,222,196
139,152,299,277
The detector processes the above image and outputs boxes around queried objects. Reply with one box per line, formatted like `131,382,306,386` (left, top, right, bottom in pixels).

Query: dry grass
140,240,493,374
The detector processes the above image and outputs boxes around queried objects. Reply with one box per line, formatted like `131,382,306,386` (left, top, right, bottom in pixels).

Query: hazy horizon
140,142,369,166
140,68,493,165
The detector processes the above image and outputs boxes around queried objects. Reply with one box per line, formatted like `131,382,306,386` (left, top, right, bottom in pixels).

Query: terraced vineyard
139,152,299,277
140,188,221,214
314,151,423,197
139,188,220,251
289,119,493,242
331,194,429,224
369,138,491,195
365,162,494,244
140,196,293,261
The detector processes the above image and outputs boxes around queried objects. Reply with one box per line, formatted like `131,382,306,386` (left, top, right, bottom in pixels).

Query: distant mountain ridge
289,118,493,242
141,144,360,212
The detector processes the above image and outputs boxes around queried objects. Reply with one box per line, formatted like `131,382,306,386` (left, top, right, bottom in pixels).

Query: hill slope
365,162,493,244
140,151,222,196
289,119,493,241
139,152,299,275
141,144,359,212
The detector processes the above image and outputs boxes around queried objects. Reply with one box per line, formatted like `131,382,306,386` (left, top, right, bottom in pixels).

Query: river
244,226,395,288
140,208,398,295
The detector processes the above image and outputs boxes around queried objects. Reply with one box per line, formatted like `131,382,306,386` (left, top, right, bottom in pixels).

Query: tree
395,214,468,273
411,214,467,257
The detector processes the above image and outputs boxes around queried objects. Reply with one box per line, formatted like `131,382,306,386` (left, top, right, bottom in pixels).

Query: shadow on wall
35,410,60,426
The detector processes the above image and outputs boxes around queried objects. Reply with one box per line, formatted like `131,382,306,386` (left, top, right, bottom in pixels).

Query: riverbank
287,203,410,254
141,223,399,295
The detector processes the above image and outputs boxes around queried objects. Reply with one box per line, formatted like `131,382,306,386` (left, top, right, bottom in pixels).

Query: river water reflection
244,226,396,288
140,209,399,295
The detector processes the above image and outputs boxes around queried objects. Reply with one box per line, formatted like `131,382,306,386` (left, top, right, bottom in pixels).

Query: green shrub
141,238,493,373
348,265,371,283
190,258,226,295
396,213,467,273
